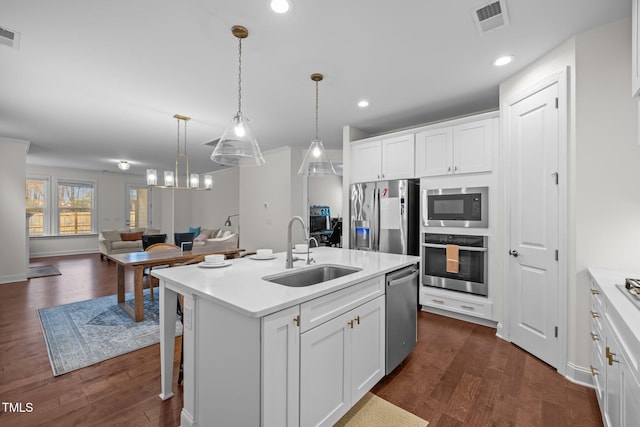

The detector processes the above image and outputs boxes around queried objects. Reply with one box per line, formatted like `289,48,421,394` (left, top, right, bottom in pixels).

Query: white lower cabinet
420,288,493,321
300,296,385,427
262,305,300,427
262,277,386,427
589,277,640,427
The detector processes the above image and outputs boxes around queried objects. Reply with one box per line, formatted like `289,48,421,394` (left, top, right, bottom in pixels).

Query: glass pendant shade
164,171,175,187
211,112,265,166
298,139,335,176
189,174,200,188
204,175,214,189
298,72,335,176
211,25,265,168
146,169,158,186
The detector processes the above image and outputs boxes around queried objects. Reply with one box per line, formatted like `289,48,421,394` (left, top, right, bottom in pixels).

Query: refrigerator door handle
373,185,379,251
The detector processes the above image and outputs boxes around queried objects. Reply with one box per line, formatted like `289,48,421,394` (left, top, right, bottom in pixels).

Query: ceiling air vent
0,26,21,49
471,0,509,35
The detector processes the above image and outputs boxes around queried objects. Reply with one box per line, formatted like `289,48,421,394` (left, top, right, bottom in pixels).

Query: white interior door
507,80,560,368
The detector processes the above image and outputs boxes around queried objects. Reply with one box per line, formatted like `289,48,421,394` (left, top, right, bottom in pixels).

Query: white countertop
152,247,420,318
587,268,640,346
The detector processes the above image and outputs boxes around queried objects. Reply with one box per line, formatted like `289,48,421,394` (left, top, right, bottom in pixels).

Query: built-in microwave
422,187,488,228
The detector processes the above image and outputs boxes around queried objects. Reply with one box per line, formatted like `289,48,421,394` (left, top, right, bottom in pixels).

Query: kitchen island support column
159,280,177,400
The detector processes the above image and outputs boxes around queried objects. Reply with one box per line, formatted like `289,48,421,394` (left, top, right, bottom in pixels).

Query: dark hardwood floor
0,254,602,426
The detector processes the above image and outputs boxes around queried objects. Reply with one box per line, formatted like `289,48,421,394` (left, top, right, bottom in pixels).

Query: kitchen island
153,247,419,427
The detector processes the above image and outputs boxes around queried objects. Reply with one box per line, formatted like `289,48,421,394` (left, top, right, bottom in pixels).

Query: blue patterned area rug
38,288,182,376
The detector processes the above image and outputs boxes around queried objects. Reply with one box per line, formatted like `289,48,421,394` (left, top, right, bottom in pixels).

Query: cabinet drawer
299,276,384,333
420,289,492,320
591,338,605,406
590,284,605,311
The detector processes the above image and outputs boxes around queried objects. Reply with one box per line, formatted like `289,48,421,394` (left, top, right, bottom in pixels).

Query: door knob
509,250,519,257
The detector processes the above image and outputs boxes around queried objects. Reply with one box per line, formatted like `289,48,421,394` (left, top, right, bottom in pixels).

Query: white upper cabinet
416,117,494,177
351,135,415,183
633,0,640,96
414,126,453,177
381,135,415,180
351,140,382,183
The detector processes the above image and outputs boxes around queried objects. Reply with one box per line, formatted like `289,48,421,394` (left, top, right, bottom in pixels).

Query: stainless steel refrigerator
349,179,419,255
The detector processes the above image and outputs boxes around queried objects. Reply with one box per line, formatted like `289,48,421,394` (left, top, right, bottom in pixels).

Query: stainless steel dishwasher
386,263,419,374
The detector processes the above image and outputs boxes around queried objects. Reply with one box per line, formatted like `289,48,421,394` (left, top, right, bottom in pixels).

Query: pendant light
211,25,265,167
298,73,335,176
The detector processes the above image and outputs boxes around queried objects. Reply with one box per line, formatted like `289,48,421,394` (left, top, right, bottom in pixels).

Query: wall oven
422,186,488,228
422,233,488,296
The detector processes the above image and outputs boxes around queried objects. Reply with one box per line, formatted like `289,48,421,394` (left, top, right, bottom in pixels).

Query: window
56,179,96,235
25,177,49,236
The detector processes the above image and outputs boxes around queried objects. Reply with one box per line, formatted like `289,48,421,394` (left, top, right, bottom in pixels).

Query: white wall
0,138,29,283
574,18,640,366
239,147,305,252
308,175,343,219
499,17,639,372
190,167,240,234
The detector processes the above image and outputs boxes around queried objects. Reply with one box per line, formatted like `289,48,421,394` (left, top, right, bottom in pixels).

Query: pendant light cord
315,79,319,140
237,37,242,115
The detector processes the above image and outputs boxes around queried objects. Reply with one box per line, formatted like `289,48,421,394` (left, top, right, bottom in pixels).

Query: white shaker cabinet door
381,134,415,180
300,311,351,427
349,296,385,403
416,126,453,177
351,140,382,183
622,362,640,427
262,306,300,427
452,118,493,175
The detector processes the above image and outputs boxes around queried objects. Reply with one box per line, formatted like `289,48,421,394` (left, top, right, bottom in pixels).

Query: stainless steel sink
263,264,362,287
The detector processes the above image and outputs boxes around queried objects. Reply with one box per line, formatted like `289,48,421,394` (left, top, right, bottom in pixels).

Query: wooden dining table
106,247,243,322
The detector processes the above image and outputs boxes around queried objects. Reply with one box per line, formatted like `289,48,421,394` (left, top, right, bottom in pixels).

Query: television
310,215,330,232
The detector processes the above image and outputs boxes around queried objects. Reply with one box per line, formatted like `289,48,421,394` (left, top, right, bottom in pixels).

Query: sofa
99,227,161,259
191,227,239,252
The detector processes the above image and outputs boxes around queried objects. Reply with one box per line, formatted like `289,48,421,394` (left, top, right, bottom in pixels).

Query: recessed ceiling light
270,0,291,14
358,100,369,108
492,55,514,67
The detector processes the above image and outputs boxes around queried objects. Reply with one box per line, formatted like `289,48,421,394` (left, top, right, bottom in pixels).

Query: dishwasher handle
387,266,419,287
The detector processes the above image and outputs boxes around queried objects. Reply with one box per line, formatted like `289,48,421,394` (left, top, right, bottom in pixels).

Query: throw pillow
188,226,201,237
195,233,208,242
121,231,143,241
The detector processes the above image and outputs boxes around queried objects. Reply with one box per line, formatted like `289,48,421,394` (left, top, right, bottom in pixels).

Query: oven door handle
422,243,488,252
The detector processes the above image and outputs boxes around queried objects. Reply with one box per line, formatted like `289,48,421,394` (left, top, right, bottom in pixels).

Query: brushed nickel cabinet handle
590,289,599,295
590,310,599,318
590,332,599,341
432,299,444,304
460,305,475,311
293,315,300,327
590,365,598,376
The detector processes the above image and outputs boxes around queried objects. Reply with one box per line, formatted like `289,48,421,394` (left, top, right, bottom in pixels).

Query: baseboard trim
565,362,594,389
420,305,498,329
30,249,99,258
0,273,28,284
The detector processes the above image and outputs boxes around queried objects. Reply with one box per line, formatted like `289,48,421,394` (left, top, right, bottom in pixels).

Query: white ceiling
0,0,631,176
